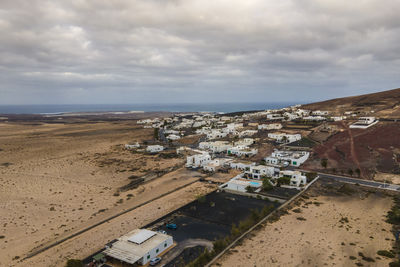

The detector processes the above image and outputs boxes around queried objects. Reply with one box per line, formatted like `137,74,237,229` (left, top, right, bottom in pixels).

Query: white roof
103,229,171,265
128,229,156,244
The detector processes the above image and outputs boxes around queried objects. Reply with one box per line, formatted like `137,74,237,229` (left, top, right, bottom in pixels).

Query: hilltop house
350,117,378,129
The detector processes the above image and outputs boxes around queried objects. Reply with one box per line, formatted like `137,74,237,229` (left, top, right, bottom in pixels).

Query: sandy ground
0,121,211,266
15,181,216,267
214,191,394,266
374,172,400,185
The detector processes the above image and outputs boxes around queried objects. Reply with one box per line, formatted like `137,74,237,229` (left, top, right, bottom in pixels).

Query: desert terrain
214,179,396,267
302,87,400,118
0,118,226,266
304,121,400,179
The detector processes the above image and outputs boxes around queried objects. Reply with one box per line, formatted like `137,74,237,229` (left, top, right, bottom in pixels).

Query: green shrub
196,194,206,203
377,250,395,258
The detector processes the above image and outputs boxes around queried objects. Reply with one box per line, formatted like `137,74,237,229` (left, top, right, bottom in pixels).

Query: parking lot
147,191,282,266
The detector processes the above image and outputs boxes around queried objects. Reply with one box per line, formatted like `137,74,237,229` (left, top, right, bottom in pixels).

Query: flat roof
128,229,156,244
103,229,171,265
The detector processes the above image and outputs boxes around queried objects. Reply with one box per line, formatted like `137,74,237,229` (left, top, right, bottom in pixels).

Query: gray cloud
1,0,400,104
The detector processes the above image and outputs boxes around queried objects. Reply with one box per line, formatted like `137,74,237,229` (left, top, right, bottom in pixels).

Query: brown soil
214,181,395,267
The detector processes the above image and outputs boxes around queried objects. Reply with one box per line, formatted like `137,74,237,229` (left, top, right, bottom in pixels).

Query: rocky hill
302,87,400,118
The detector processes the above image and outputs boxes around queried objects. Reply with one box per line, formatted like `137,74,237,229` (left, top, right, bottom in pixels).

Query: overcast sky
1,0,400,105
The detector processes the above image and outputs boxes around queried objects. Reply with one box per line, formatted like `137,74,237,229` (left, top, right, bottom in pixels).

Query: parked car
158,230,167,234
166,223,177,230
150,257,162,266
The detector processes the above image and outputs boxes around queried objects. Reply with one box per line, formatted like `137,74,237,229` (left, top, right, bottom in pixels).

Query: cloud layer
1,0,400,104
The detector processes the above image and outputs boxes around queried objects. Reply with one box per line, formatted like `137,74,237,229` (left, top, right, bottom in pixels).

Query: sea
0,102,300,115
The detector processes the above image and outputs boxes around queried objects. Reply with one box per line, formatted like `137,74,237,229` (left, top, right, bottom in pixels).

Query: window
147,255,150,259
164,243,167,247
156,249,159,253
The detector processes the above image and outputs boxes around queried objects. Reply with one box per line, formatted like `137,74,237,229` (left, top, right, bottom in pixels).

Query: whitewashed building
146,145,164,153
265,150,310,167
350,117,378,129
279,170,307,187
268,133,301,144
228,161,256,171
166,134,181,141
219,175,262,193
125,142,140,149
227,146,258,157
199,141,232,153
186,152,211,168
245,165,276,179
258,123,283,130
103,229,173,265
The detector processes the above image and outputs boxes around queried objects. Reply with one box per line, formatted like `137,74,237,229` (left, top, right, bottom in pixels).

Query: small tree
355,168,361,177
245,186,255,193
348,168,354,177
277,177,291,186
305,172,318,182
321,158,328,169
262,177,273,191
154,128,159,140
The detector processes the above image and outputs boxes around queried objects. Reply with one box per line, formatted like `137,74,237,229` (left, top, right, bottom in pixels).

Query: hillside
302,87,400,118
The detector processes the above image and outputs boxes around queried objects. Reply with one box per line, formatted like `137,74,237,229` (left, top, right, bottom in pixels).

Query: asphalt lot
317,172,400,191
147,191,281,266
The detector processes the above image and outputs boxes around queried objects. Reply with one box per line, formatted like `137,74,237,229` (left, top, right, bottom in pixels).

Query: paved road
162,238,213,266
316,172,400,191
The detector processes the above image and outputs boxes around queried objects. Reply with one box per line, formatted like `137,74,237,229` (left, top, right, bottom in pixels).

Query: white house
350,117,378,129
103,229,173,266
267,114,284,120
186,152,211,168
279,170,307,187
312,110,329,116
227,146,258,157
244,165,276,179
238,130,258,137
199,141,232,153
203,158,232,172
228,161,256,171
258,123,282,130
303,116,326,121
268,133,301,144
234,138,254,147
146,145,164,153
125,142,140,149
166,134,181,141
265,150,310,167
219,175,262,193
331,116,346,121
207,129,228,140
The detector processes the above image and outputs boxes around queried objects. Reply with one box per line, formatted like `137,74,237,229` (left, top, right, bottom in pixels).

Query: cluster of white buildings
198,138,258,157
220,168,308,193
